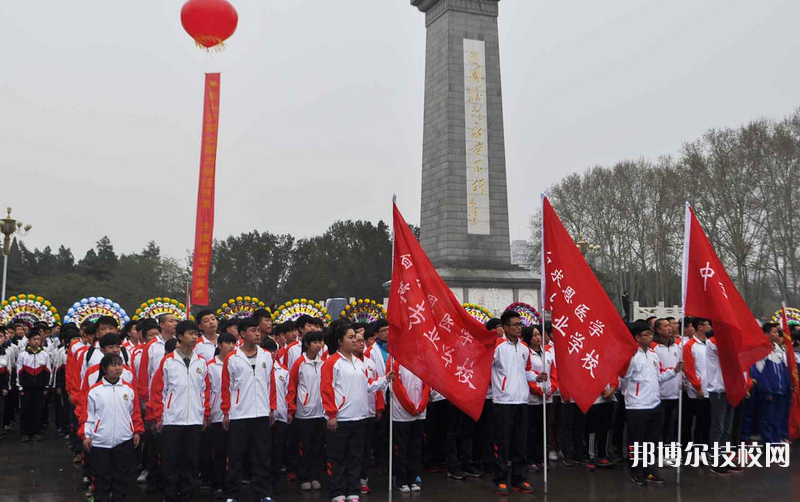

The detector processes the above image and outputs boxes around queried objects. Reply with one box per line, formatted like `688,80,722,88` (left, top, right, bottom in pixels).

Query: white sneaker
399,485,411,493
301,482,312,491
410,484,421,492
346,496,360,502
137,469,149,484
548,450,558,461
311,480,322,490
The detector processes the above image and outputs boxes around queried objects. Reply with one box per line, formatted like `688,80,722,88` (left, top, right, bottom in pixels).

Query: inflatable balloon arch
462,301,542,327
217,296,268,320
771,307,800,325
64,297,130,327
0,294,60,326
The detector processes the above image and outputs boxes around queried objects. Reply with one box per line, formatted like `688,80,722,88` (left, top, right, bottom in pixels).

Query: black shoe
447,470,466,480
630,473,646,487
463,465,482,478
710,467,730,476
645,473,664,484
562,459,576,467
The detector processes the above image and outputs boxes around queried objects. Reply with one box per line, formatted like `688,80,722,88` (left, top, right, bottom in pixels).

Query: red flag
683,204,771,406
387,203,496,420
779,305,800,440
542,196,638,413
191,73,221,305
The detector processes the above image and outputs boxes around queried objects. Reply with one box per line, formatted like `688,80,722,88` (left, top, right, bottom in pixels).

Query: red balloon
181,0,238,49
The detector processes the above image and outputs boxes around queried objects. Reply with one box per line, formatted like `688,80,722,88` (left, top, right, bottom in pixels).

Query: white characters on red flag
682,204,771,406
387,203,496,420
542,196,638,413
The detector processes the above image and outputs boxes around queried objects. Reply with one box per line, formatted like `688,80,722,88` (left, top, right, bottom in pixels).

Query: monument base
437,266,540,316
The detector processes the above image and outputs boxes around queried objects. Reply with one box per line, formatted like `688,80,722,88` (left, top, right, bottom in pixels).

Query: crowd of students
0,309,798,502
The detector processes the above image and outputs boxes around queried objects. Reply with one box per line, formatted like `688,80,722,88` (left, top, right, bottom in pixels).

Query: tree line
5,220,418,318
528,109,800,318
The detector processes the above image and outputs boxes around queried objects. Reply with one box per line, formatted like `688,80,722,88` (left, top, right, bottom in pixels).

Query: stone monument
411,0,540,314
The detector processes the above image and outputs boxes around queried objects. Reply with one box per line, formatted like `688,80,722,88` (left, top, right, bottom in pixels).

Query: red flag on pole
779,305,800,440
191,73,221,306
542,196,637,413
387,203,496,420
682,204,771,407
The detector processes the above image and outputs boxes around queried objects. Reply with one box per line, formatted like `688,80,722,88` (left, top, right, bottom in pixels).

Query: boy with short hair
16,329,51,442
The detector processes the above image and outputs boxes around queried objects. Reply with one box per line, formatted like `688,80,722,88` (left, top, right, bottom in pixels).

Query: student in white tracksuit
205,333,237,495
389,360,429,492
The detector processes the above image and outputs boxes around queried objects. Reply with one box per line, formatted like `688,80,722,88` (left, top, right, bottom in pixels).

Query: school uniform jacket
491,337,538,405
81,378,144,448
220,347,277,420
619,346,678,410
321,351,388,422
360,354,385,417
752,343,789,395
287,353,325,419
16,347,51,390
147,351,210,426
206,356,225,424
528,344,559,405
66,339,88,400
194,335,217,363
273,361,290,424
388,361,429,422
0,347,10,392
683,336,708,399
365,343,389,401
652,338,682,400
704,337,726,394
77,364,136,429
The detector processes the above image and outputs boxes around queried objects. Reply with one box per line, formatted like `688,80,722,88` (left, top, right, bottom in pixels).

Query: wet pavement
2,423,799,502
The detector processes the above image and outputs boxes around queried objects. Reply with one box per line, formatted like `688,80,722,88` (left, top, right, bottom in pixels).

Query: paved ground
2,423,799,502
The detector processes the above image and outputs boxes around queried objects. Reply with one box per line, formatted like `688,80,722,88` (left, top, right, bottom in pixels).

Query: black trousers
394,419,424,487
210,422,228,491
660,399,679,444
611,395,626,454
271,420,288,489
374,393,390,469
686,398,710,446
422,400,447,469
446,402,475,471
730,398,747,444
548,396,562,454
493,403,528,485
586,402,613,460
326,419,365,499
285,419,299,475
296,417,326,483
161,425,202,502
474,398,494,468
20,388,45,436
527,404,545,464
226,417,272,500
199,426,212,484
92,440,135,502
143,421,163,490
626,407,662,476
561,402,587,462
361,415,377,480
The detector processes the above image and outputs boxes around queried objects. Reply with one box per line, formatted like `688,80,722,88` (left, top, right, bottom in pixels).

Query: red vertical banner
191,73,220,305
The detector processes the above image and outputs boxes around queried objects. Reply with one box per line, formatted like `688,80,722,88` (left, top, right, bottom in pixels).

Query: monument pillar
411,0,540,313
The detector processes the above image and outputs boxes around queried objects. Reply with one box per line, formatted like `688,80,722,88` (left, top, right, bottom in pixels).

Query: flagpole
388,194,397,502
540,193,548,495
677,201,691,485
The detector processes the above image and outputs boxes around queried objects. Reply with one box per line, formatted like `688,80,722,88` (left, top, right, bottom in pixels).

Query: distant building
511,240,532,267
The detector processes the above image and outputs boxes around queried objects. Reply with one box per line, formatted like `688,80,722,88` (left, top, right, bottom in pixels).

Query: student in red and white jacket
220,317,277,502
355,329,385,494
388,359,429,493
147,320,210,502
526,327,558,471
286,330,326,491
322,321,393,502
491,311,538,495
262,338,291,494
682,318,711,447
77,337,135,429
205,332,237,495
16,329,51,442
81,353,144,502
652,318,682,444
619,321,683,486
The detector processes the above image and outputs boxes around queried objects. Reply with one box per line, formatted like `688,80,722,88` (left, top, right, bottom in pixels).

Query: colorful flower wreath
134,297,190,321
273,298,331,325
771,307,800,325
340,298,386,323
216,296,268,320
462,303,493,324
64,296,129,326
0,294,60,326
505,302,542,327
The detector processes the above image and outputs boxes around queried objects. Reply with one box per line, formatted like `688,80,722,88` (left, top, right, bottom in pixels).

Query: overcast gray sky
2,0,798,260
